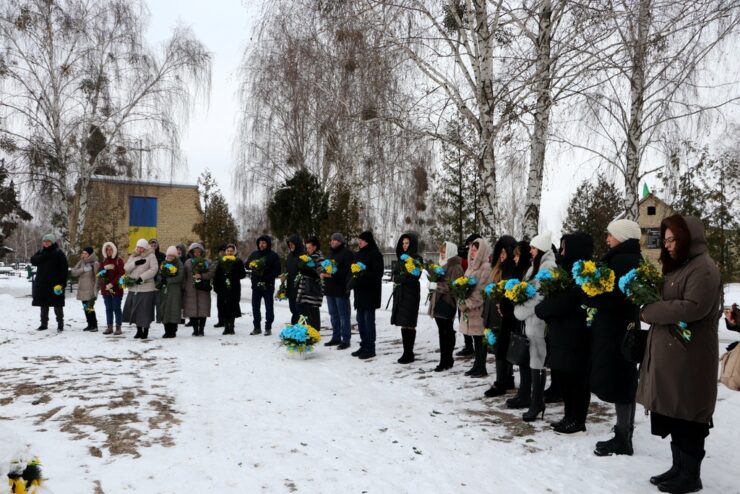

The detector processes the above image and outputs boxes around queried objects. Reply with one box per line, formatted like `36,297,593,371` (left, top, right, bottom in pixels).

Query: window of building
646,228,661,249
647,206,656,215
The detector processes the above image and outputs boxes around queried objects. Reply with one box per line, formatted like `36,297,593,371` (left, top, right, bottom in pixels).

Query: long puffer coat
390,232,422,328
535,233,593,372
70,254,99,301
31,243,68,307
514,248,558,369
157,258,185,324
459,238,493,336
583,238,642,404
637,216,721,424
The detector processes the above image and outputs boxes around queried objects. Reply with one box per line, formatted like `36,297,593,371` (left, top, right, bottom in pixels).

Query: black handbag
506,323,530,365
433,296,457,320
621,321,647,364
194,279,213,292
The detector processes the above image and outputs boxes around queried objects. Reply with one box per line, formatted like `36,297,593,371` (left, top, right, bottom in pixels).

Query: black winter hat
358,231,375,243
83,246,94,255
464,233,482,246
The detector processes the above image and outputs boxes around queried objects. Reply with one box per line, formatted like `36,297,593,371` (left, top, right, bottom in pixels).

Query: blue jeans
252,286,274,330
326,296,351,344
356,308,376,353
103,294,122,326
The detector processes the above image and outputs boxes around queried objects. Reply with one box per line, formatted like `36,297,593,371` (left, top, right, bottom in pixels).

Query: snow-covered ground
0,276,738,493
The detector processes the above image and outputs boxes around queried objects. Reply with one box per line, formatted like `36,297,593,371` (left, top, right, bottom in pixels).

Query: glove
104,264,114,270
134,259,146,266
136,277,143,284
429,281,438,290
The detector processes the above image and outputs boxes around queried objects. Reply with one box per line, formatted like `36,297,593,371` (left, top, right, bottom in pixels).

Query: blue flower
357,262,367,270
678,321,687,330
524,284,537,299
484,283,494,295
534,270,552,282
618,269,637,294
486,331,497,347
411,268,421,277
468,276,477,285
434,266,445,275
505,278,520,291
400,254,409,261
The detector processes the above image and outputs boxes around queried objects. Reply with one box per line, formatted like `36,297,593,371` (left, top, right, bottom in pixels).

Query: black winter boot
506,365,532,409
134,326,144,339
594,427,633,456
657,448,704,494
36,324,48,331
522,369,546,421
485,359,515,397
88,311,98,332
456,335,474,357
196,319,205,337
651,442,682,486
397,328,415,364
468,336,488,378
142,327,149,340
434,328,450,372
83,312,94,331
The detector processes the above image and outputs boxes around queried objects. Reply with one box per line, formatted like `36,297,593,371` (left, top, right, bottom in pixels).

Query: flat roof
90,175,198,189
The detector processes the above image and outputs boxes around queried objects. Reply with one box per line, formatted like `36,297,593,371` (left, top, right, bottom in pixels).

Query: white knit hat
165,246,178,257
530,231,552,252
607,219,642,242
136,238,149,249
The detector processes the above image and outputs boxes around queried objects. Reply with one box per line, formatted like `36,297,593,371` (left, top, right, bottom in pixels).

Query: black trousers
652,412,710,457
554,368,591,423
40,305,64,325
300,304,321,330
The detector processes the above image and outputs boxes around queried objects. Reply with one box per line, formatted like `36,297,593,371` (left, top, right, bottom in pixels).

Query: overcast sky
145,0,262,203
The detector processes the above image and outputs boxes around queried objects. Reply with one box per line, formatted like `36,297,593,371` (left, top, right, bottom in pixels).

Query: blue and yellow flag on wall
128,197,158,252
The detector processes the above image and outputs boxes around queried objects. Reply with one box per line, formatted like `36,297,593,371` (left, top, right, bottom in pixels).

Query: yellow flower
582,261,597,275
168,266,177,274
223,255,236,262
351,264,361,273
299,255,309,262
307,325,322,343
249,261,258,268
454,276,468,286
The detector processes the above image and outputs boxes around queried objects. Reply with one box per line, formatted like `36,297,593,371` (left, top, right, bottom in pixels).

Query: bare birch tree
0,0,211,250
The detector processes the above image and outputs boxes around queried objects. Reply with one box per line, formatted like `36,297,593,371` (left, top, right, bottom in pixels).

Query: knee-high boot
506,364,532,409
523,369,546,421
468,336,488,378
397,328,416,364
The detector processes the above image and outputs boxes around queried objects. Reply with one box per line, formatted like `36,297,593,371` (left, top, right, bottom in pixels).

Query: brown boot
114,325,122,335
102,325,113,335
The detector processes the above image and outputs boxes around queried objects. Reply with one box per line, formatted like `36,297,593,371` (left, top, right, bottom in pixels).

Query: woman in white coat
513,231,557,422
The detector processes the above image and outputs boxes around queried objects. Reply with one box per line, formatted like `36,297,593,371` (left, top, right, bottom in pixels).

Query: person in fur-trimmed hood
99,242,125,335
70,246,100,332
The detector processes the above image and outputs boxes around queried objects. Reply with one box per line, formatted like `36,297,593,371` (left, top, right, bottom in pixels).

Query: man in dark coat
285,234,306,325
245,235,281,335
30,233,68,331
535,232,594,433
637,215,721,493
322,232,355,350
583,219,642,456
351,231,384,359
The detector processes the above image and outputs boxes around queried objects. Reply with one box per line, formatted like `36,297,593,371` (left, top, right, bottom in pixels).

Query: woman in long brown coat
182,243,216,336
637,215,721,493
459,238,492,378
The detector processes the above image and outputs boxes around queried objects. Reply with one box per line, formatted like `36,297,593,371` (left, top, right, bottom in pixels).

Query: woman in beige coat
459,238,492,378
70,246,100,332
122,238,159,339
182,242,216,336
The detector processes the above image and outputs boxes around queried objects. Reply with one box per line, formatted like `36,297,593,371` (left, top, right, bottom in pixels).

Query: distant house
638,193,675,265
69,176,202,254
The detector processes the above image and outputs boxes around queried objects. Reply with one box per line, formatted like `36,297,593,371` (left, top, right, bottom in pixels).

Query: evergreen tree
192,170,239,254
429,120,488,246
562,175,623,259
671,144,740,282
0,162,32,258
320,180,362,245
267,169,329,241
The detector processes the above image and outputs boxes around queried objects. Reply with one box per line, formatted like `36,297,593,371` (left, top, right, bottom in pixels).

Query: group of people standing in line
28,212,725,493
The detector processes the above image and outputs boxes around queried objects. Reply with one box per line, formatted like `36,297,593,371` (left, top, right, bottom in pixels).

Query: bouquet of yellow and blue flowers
320,259,337,275
7,456,43,493
674,321,692,342
118,274,139,288
450,276,478,304
483,280,507,302
53,284,64,296
571,260,615,297
504,279,537,304
220,255,237,288
618,260,663,305
351,262,367,278
82,298,96,314
279,317,322,354
276,275,288,300
483,327,497,350
298,254,316,269
424,261,446,282
248,257,266,276
157,262,178,292
191,257,211,290
399,254,422,277
533,267,573,298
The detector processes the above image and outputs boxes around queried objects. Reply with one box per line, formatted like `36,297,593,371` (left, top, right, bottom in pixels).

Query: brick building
638,193,675,265
70,176,202,254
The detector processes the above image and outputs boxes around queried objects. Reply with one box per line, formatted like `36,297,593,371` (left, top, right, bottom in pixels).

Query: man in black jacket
351,231,384,359
321,233,354,350
285,234,306,325
30,234,68,331
245,235,281,335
